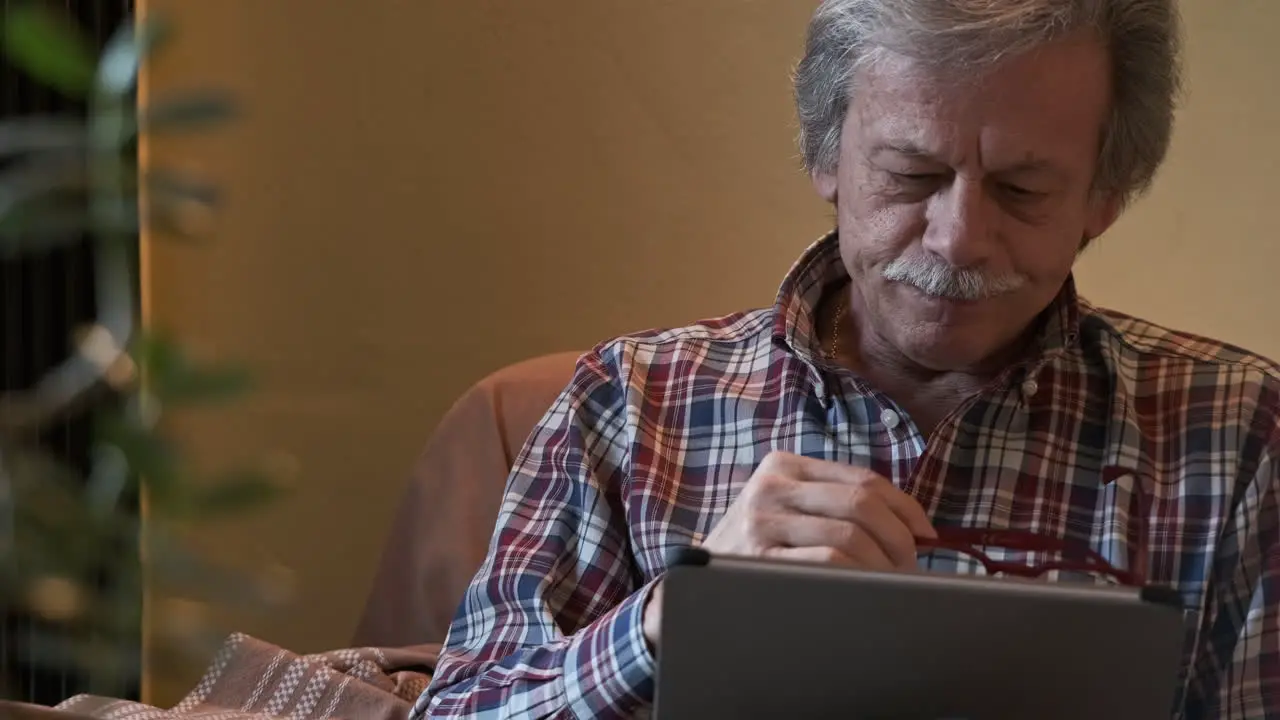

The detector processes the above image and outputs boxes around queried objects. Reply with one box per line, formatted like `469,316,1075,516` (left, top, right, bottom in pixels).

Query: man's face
812,32,1121,374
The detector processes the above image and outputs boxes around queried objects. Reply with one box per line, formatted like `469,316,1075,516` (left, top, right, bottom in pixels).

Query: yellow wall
1074,1,1280,350
137,0,1279,704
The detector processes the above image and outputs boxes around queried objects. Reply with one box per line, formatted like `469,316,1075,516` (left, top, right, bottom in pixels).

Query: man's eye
1000,183,1044,199
892,172,942,183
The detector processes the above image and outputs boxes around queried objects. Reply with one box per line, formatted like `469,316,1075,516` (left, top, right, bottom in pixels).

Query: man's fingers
773,483,918,568
764,546,859,567
848,502,919,569
761,515,897,572
743,453,935,572
766,453,936,540
878,485,937,540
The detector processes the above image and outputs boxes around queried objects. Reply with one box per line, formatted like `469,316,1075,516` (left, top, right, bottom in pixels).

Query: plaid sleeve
1183,430,1280,719
414,346,658,719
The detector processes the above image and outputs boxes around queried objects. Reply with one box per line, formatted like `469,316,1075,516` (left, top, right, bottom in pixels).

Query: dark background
0,0,139,706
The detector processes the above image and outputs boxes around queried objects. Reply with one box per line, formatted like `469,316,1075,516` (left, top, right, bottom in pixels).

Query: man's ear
811,168,838,203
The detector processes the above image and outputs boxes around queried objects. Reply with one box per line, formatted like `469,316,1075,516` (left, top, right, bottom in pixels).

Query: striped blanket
3,633,439,720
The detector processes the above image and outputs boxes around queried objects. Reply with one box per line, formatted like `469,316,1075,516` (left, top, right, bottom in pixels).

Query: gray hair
793,0,1183,207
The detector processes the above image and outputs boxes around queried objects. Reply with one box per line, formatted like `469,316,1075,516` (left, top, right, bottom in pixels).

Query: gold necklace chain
826,292,848,361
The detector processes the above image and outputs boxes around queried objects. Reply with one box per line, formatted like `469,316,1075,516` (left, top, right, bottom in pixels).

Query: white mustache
882,255,1027,301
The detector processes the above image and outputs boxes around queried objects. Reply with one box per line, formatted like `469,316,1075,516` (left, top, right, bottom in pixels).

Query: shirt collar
770,230,846,363
769,229,1083,374
1033,276,1082,361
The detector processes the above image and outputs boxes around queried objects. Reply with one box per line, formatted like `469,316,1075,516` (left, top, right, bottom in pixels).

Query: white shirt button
880,408,901,429
1021,378,1039,398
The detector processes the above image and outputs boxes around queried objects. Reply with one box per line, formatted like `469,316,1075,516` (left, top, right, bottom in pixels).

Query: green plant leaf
167,365,254,404
2,3,97,99
132,330,182,379
186,470,283,519
135,333,253,405
142,91,237,133
95,415,184,506
0,203,141,257
0,198,96,254
4,446,130,576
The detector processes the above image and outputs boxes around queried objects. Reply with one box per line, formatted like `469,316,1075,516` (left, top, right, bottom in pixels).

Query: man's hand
641,451,935,647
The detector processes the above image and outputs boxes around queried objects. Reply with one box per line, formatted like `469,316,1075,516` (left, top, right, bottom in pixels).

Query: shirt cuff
562,577,660,718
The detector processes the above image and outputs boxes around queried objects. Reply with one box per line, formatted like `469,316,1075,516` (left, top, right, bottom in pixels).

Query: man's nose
921,176,996,267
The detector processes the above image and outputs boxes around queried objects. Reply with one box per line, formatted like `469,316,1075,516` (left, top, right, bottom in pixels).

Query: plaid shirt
415,232,1280,719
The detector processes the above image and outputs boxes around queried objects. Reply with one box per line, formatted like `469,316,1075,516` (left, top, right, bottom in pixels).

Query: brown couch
352,350,582,648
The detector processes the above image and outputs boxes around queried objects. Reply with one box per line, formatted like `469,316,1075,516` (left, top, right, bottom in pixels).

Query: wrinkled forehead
848,40,1112,172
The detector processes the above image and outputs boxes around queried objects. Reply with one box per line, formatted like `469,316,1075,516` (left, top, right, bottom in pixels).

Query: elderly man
416,0,1279,718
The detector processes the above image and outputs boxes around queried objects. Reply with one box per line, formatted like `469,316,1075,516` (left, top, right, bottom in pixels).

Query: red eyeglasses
915,526,1145,587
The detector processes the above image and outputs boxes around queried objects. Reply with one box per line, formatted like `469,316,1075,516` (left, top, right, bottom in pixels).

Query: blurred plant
0,4,288,699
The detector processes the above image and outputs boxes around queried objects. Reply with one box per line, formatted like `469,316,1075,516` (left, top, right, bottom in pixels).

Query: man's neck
824,285,1034,436
853,336,995,436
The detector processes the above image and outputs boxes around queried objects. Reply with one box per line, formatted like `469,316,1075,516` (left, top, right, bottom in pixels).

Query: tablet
652,548,1188,720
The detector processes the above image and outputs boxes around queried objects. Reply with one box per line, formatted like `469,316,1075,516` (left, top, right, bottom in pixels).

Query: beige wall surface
1074,0,1280,357
137,0,1278,703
